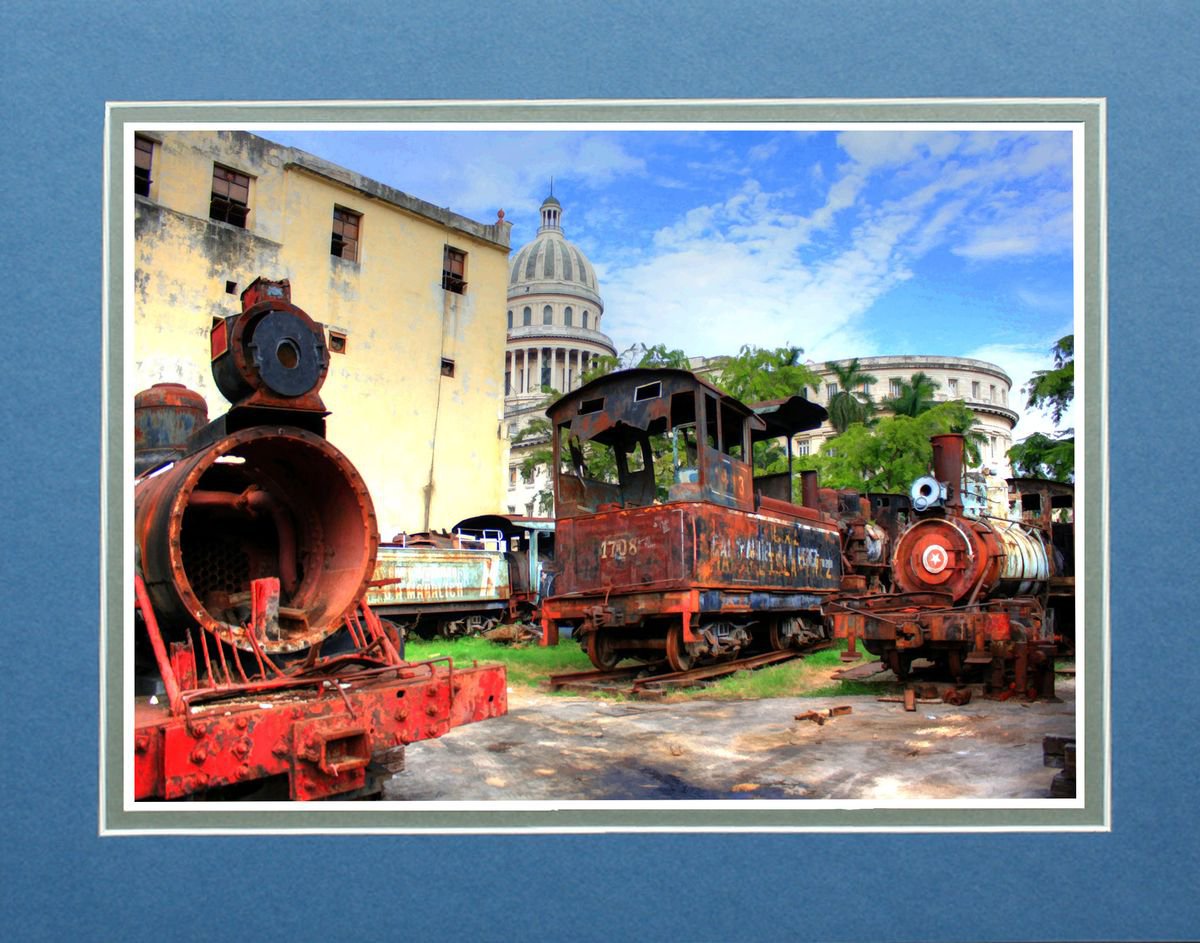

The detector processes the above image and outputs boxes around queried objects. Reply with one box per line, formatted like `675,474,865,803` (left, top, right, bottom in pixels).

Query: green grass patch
404,636,592,688
403,636,901,701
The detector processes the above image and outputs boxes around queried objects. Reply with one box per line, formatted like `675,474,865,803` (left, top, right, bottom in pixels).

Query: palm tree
824,358,879,433
883,371,940,418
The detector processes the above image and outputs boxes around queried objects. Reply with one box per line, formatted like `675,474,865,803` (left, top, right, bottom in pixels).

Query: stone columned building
504,194,616,514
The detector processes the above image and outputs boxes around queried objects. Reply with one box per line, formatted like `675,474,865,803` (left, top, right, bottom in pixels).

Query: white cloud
597,129,1074,381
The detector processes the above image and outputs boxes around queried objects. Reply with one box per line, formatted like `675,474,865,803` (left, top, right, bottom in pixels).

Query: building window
507,310,513,329
889,377,903,397
826,383,839,402
523,306,532,326
564,306,573,326
948,378,958,396
331,206,361,262
796,439,811,456
442,246,467,293
971,381,981,399
210,165,250,228
543,305,553,325
328,330,348,354
441,358,455,377
508,466,518,486
582,310,589,329
504,371,511,395
989,384,996,403
134,136,154,197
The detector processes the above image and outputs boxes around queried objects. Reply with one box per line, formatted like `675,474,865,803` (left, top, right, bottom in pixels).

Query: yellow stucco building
132,130,512,536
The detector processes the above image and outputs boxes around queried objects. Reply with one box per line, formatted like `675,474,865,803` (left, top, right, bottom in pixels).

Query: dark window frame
442,246,467,293
331,206,361,262
134,135,154,197
210,164,251,228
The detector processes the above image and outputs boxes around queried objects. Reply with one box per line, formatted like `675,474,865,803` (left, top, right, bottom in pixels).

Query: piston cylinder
135,425,378,654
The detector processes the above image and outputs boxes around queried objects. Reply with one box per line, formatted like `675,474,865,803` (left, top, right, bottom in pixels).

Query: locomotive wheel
767,620,792,652
665,624,694,673
586,631,621,671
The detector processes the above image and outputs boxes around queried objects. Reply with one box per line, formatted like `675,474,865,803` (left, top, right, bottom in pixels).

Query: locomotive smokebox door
210,277,330,411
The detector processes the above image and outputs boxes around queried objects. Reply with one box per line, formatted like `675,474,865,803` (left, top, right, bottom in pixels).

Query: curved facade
803,355,1020,476
504,195,616,410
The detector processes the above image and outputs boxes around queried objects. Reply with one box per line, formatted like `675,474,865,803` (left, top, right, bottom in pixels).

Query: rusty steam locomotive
132,278,507,801
539,368,1071,692
829,433,1071,695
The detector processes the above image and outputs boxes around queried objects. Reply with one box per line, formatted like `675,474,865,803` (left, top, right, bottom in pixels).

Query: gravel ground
383,679,1076,802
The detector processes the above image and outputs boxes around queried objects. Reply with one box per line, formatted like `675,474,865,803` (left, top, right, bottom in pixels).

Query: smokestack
930,433,965,510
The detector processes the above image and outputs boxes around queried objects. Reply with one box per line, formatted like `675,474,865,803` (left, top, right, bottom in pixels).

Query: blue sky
256,126,1076,439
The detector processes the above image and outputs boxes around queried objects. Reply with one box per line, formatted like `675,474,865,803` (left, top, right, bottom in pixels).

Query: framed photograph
102,100,1106,834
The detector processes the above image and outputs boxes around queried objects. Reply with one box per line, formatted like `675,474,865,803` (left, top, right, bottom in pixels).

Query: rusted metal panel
691,508,840,591
135,659,507,801
552,502,840,600
366,546,511,610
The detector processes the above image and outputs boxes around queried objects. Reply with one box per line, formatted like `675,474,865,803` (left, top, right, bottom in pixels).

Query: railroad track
546,642,833,698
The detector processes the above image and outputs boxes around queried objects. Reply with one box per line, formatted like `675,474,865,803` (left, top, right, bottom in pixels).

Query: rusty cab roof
545,368,766,445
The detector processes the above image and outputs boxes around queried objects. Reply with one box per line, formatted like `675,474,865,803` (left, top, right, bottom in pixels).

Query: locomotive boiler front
134,278,379,655
891,434,1049,603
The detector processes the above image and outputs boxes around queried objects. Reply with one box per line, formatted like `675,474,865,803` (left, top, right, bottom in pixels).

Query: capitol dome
507,195,603,308
504,192,617,516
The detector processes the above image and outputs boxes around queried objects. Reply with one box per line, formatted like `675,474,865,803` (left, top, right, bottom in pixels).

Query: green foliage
825,358,878,433
882,371,941,418
1025,334,1074,425
1009,431,1075,482
813,401,987,491
710,345,823,403
1009,334,1075,481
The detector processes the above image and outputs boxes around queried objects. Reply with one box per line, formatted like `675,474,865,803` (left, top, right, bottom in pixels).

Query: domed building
504,194,616,514
504,194,616,406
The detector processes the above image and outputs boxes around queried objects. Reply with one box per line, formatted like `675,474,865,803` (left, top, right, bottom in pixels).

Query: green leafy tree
710,345,823,404
1008,334,1075,481
881,371,941,418
1025,335,1074,425
813,401,988,492
825,358,878,433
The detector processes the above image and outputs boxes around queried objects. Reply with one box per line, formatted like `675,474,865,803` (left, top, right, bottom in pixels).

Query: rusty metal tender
540,368,843,671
